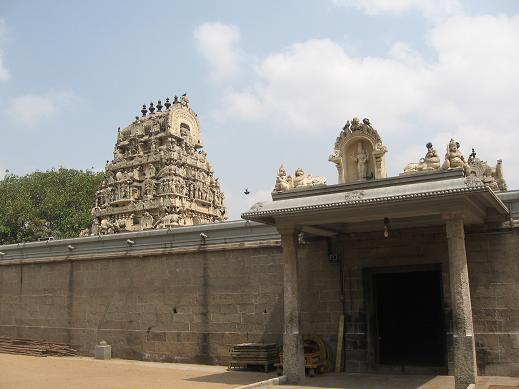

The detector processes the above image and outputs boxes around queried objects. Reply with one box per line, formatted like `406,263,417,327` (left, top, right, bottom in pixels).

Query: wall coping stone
0,220,280,264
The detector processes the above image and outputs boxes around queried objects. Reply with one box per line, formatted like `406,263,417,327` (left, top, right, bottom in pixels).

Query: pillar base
283,332,305,384
453,334,476,389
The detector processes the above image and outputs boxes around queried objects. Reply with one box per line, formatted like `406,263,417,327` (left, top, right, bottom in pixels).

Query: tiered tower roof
88,95,227,235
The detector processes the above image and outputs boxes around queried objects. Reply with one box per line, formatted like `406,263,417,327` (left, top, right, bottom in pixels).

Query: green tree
0,168,104,244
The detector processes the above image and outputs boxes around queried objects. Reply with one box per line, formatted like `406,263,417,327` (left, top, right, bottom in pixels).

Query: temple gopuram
86,94,227,235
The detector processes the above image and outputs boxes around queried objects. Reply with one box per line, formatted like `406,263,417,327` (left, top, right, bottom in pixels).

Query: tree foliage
0,168,104,244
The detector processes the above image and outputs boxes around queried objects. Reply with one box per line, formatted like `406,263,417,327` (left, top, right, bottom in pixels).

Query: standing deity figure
141,212,154,230
353,143,369,180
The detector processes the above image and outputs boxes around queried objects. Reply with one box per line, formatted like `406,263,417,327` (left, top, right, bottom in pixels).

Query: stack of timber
0,336,78,357
228,343,279,372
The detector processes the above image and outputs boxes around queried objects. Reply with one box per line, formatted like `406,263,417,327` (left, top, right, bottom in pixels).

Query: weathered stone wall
467,230,519,376
339,226,519,377
0,226,517,377
0,246,285,364
0,240,340,365
339,226,452,373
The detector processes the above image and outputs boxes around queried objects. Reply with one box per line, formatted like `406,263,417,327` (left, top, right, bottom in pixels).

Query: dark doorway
374,269,445,367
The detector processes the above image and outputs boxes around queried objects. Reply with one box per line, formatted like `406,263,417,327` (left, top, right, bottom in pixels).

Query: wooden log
335,314,344,373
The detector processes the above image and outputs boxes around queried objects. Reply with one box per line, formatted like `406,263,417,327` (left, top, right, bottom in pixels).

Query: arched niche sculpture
329,117,388,184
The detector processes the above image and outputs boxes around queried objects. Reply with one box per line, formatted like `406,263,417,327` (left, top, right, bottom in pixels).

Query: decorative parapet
329,117,388,184
246,176,495,220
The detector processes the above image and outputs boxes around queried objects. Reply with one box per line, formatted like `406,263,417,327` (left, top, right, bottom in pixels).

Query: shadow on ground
263,374,519,389
185,368,276,386
279,374,450,389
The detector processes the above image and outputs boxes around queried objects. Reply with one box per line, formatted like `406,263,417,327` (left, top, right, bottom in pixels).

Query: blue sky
1,0,518,219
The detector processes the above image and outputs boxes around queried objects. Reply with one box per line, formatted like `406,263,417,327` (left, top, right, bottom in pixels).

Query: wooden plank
335,313,344,373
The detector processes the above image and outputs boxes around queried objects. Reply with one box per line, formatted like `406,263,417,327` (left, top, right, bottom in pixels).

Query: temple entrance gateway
243,116,510,388
370,268,446,371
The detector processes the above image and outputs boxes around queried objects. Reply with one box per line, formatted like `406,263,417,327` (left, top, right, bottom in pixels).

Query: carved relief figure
442,139,467,173
466,152,507,192
141,211,153,230
496,160,507,191
292,168,307,188
481,167,499,191
353,143,369,180
350,117,361,131
330,117,387,184
274,166,325,192
403,142,441,174
274,165,293,192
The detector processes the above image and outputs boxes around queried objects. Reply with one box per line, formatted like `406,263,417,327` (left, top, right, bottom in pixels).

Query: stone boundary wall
0,219,518,376
0,221,287,364
466,229,519,376
0,219,343,365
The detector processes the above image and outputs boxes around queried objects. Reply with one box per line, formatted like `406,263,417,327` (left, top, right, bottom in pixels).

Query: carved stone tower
329,117,388,184
89,95,227,235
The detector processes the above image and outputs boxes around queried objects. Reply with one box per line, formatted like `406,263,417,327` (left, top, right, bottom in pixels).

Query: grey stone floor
264,373,519,389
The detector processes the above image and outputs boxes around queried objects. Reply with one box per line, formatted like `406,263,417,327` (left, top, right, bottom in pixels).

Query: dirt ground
0,354,276,389
2,354,519,389
264,373,519,389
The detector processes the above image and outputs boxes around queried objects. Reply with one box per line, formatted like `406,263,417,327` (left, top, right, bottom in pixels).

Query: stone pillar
278,225,305,384
445,214,477,389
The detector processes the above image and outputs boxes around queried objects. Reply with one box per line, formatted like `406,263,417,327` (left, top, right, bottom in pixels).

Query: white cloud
332,0,461,20
221,38,428,133
194,22,242,83
218,14,519,189
0,19,10,82
7,91,78,127
0,50,9,82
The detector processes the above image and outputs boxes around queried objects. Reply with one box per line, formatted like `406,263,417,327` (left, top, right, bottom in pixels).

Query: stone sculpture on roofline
401,138,507,192
273,165,326,193
272,114,507,194
274,116,388,192
329,117,388,184
403,142,441,173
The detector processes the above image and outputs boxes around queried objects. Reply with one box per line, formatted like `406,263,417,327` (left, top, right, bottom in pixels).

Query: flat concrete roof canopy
242,169,510,235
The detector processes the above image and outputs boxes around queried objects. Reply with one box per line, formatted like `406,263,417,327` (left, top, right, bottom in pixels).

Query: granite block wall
0,226,518,377
0,247,287,364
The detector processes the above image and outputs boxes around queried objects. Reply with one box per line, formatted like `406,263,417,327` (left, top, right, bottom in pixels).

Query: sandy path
0,353,275,389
